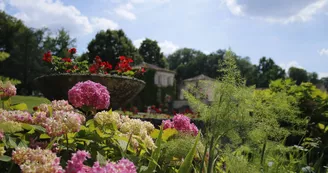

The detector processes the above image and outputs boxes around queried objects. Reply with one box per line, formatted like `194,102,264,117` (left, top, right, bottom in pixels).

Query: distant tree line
0,11,325,96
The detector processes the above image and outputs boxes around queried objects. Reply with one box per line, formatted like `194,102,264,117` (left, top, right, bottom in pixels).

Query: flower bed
0,80,202,173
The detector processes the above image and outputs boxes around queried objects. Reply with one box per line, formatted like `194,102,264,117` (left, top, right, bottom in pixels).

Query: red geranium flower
66,69,71,73
89,64,97,73
42,51,52,63
95,56,102,64
68,48,77,54
73,65,78,70
62,57,72,63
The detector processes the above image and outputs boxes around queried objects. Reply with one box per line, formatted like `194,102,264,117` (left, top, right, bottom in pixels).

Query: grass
11,95,50,112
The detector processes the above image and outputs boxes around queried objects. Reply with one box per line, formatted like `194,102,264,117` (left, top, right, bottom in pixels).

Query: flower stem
65,134,68,154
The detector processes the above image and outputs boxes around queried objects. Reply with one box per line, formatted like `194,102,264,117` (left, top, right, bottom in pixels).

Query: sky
1,0,328,78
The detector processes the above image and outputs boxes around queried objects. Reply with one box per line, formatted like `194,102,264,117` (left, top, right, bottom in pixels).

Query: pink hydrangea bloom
67,150,137,173
0,81,16,99
162,119,173,129
0,109,32,123
12,147,64,173
68,80,110,110
162,114,199,136
41,110,85,137
66,150,92,173
51,100,74,111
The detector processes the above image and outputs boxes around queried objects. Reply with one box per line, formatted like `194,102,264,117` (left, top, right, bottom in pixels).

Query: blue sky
1,0,328,78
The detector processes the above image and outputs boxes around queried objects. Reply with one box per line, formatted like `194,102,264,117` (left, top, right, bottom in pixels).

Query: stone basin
34,74,145,110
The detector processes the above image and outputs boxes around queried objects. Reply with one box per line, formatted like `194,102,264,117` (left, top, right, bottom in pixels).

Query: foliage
183,50,309,173
255,57,285,88
139,38,168,68
87,29,143,67
43,28,76,58
270,78,328,168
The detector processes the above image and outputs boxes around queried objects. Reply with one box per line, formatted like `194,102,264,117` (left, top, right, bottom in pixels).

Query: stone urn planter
34,74,145,110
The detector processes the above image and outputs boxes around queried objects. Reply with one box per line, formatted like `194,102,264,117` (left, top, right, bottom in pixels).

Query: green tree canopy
168,48,206,70
256,57,285,88
87,29,143,66
43,28,76,58
288,67,308,85
138,38,167,68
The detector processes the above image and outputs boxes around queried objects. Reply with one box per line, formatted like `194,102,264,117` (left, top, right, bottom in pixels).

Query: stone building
174,74,215,110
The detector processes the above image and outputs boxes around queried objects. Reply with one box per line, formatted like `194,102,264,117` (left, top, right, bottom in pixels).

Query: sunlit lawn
11,95,50,112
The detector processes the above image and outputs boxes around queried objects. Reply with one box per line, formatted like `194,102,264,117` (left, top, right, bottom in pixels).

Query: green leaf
10,103,28,111
143,126,164,173
8,136,17,148
0,155,11,162
150,128,177,141
178,132,200,173
18,141,28,148
32,125,45,132
46,137,57,149
27,128,35,134
96,152,107,166
40,134,51,139
318,123,325,130
325,126,328,133
21,123,33,130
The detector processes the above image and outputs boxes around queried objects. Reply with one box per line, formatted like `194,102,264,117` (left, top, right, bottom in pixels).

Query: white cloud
319,48,328,56
133,38,179,55
90,17,119,31
114,3,136,20
158,40,179,55
279,61,304,71
266,0,328,24
222,0,328,23
0,1,5,10
222,0,244,16
319,72,328,78
133,38,145,48
7,0,118,36
114,0,170,20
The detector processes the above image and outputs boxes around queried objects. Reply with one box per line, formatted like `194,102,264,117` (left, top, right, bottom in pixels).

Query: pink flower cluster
51,100,74,111
32,100,85,137
0,109,32,123
162,114,199,136
0,81,16,99
37,110,85,137
68,80,110,110
12,147,64,173
12,148,137,173
66,150,137,173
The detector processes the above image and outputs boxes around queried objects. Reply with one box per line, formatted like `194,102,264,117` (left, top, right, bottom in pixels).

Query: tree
256,57,285,88
288,67,308,85
0,12,50,94
321,77,328,92
308,72,319,84
235,56,257,86
138,38,167,68
87,29,143,66
168,48,206,70
43,28,76,58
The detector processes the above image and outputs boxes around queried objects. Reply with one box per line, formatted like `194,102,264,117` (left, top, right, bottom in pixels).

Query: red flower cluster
150,105,162,113
42,51,52,62
89,56,113,74
62,57,72,63
115,56,133,73
68,48,77,54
